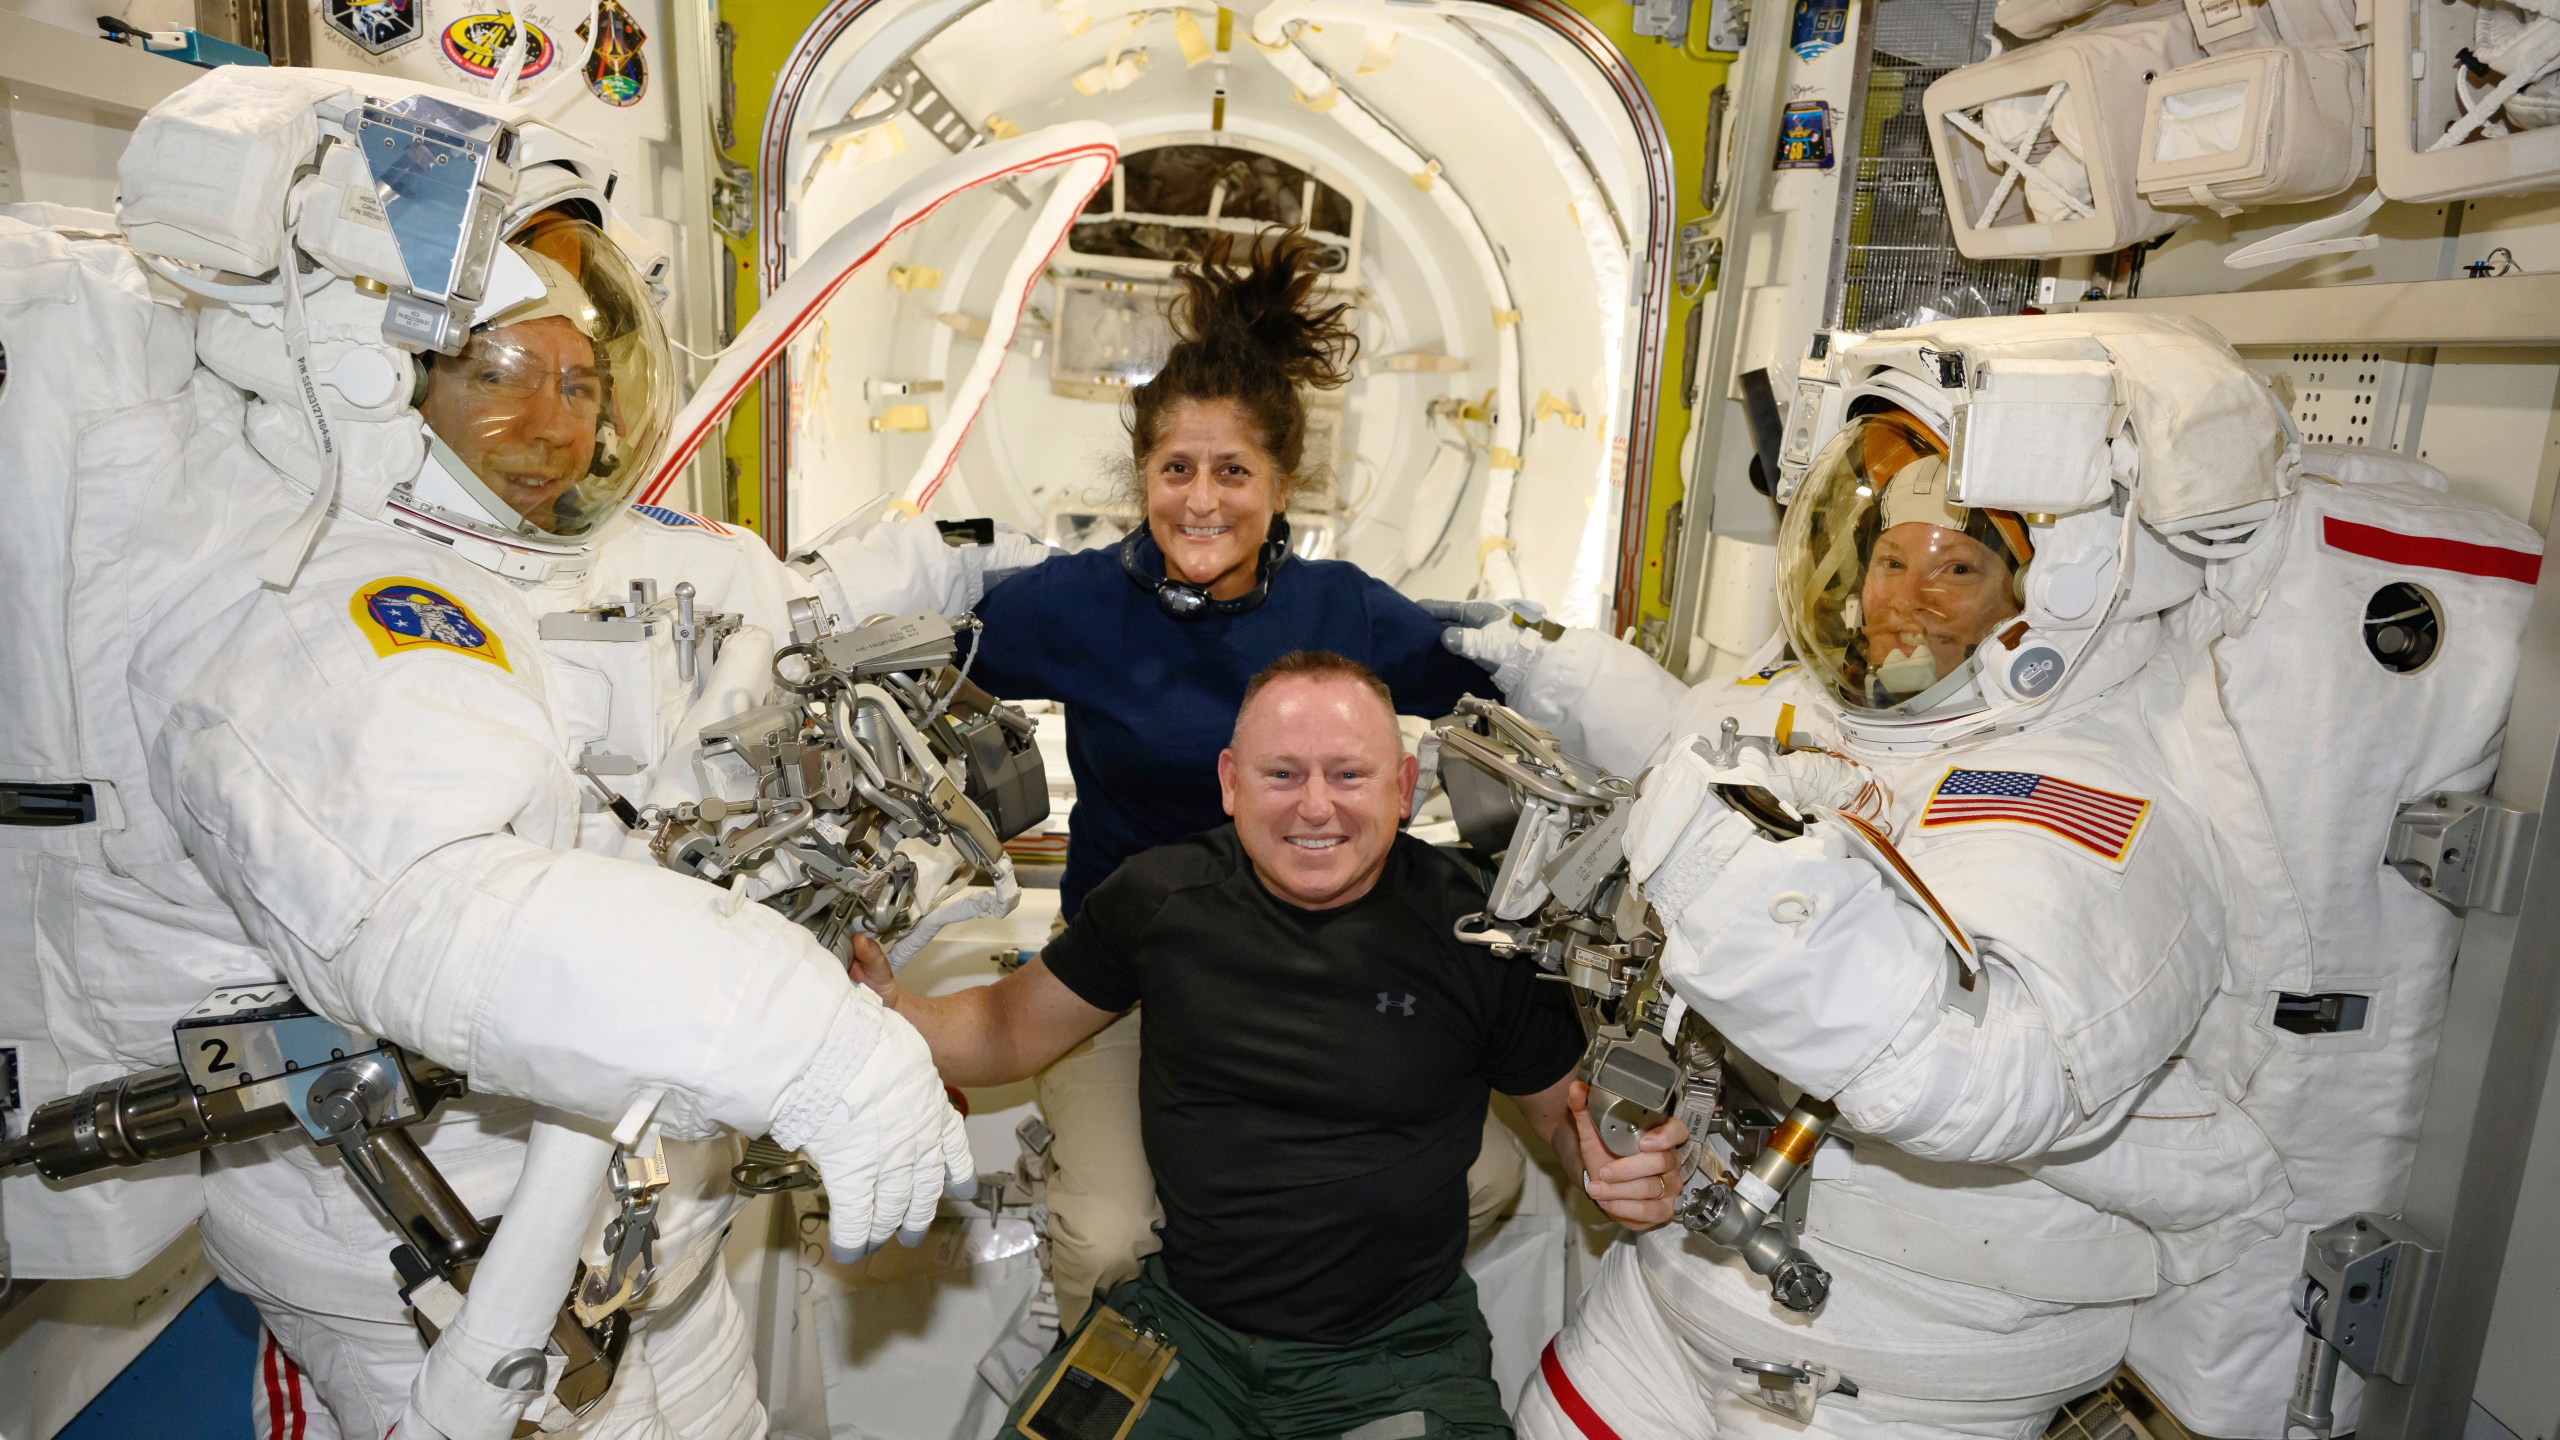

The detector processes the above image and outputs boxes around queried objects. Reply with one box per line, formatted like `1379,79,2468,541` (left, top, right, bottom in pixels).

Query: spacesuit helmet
112,67,679,581
1777,404,2036,716
406,210,673,546
1772,315,2300,748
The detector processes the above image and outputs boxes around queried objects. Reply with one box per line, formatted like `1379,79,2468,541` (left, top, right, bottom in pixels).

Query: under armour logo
1376,993,1417,1016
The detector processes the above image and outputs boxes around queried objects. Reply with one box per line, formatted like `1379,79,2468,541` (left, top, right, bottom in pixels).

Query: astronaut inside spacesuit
1828,415,2032,705
412,224,632,537
1435,317,2306,1439
0,65,1047,1440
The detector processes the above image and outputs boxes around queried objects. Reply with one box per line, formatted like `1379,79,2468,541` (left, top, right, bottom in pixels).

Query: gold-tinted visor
1776,409,2033,714
416,214,671,540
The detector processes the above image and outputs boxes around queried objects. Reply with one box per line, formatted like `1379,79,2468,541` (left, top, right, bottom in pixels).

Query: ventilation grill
2240,347,2412,449
1834,59,2042,331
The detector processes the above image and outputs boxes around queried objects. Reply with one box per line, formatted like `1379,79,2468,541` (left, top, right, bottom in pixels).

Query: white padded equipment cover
0,209,278,1279
115,66,355,276
2130,447,2543,1436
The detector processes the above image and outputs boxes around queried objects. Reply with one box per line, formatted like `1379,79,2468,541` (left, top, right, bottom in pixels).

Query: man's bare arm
1511,1077,1688,1231
850,937,1118,1086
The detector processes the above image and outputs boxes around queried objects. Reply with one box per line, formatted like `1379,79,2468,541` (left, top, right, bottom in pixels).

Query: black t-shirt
1042,826,1585,1344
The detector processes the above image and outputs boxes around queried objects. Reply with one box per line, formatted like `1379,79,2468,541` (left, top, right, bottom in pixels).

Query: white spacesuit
1,66,1042,1439
1461,319,2542,1439
1449,316,2325,1438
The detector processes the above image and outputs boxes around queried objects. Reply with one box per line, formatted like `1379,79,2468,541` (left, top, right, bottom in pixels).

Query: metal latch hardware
2285,1212,2442,1437
2386,791,2537,913
1732,1356,1857,1423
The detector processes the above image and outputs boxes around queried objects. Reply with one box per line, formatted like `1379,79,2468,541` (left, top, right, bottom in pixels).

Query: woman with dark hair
965,228,1519,1333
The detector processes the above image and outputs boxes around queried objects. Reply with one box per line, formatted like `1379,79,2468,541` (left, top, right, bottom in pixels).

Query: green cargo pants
1004,1255,1515,1439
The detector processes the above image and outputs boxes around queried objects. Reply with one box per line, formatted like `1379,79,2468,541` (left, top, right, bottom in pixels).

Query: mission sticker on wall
579,0,649,106
1790,0,1849,60
325,0,422,54
1775,100,1835,170
442,12,556,80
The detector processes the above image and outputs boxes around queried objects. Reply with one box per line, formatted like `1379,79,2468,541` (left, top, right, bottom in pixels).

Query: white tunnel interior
770,0,1668,626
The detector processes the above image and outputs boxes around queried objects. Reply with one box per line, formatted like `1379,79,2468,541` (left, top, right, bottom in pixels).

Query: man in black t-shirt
852,651,1688,1438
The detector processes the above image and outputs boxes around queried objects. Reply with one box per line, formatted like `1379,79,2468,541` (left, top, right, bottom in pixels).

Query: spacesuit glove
974,524,1054,590
934,520,1054,609
1755,749,1890,827
1635,731,1890,828
1415,597,1548,694
1624,741,1763,923
767,990,975,1262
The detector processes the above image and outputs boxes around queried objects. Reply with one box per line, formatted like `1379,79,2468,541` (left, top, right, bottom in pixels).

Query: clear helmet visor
416,214,672,541
1776,408,2035,715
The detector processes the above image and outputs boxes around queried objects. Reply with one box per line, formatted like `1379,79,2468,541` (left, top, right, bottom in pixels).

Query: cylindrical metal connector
340,1126,488,1273
1768,1253,1833,1312
1684,1097,1837,1313
1,1067,296,1180
2286,1325,2340,1437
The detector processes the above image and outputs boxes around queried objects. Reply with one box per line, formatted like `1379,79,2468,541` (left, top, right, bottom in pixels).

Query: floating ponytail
1128,227,1357,494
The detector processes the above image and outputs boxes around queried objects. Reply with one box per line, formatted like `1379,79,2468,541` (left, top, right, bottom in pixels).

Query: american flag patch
1920,768,2152,866
631,503,733,536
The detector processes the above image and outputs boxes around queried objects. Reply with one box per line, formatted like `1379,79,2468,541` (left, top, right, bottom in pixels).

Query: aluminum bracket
2387,791,2539,914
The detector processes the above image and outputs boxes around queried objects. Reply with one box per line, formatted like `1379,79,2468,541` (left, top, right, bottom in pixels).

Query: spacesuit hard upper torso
1576,653,2282,1424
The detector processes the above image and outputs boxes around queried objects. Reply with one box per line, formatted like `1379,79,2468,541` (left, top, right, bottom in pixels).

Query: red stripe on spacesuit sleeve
2322,517,2543,583
1540,1341,1625,1440
262,1331,285,1440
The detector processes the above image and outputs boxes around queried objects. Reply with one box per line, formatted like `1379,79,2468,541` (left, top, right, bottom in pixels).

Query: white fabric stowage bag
1926,2,2206,257
2137,46,2367,216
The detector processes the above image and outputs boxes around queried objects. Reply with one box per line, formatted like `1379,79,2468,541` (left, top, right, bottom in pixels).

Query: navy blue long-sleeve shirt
969,535,1487,917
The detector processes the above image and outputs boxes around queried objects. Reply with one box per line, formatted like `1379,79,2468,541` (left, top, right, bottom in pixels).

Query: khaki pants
1037,1007,1530,1330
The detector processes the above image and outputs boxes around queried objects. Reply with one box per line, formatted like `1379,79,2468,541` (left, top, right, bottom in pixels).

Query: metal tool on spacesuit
640,601,1047,960
624,599,1046,1196
1425,698,1858,1314
0,984,634,1435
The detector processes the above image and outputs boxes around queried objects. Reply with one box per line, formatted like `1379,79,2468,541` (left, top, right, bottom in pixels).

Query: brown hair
1235,650,1395,739
1129,228,1359,499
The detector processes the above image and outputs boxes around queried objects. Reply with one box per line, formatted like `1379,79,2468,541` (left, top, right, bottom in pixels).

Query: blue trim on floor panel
57,1279,260,1439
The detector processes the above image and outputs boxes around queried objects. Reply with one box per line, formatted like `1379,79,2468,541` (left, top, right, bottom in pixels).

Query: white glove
1625,739,1888,921
979,525,1053,584
1626,742,1760,921
767,991,975,1261
945,521,1053,605
1732,747,1890,827
1415,597,1548,694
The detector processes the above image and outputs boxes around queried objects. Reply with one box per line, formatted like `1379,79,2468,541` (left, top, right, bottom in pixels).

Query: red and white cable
638,123,1120,516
